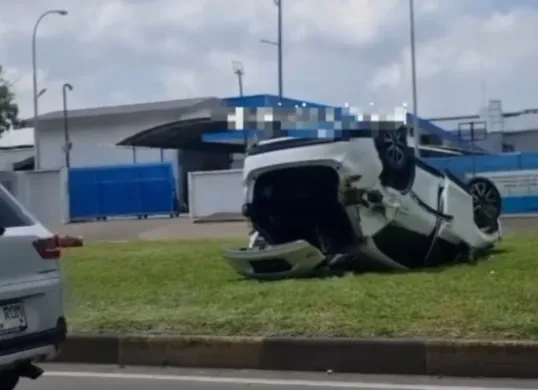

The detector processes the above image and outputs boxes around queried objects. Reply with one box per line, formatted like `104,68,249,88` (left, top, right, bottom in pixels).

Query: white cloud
370,63,402,89
0,128,34,147
0,0,536,132
367,5,538,114
159,68,199,99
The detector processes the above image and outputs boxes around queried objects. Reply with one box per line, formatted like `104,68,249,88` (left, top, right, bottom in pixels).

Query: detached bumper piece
223,240,326,280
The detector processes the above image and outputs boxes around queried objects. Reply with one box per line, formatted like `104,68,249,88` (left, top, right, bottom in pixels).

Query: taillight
33,235,61,259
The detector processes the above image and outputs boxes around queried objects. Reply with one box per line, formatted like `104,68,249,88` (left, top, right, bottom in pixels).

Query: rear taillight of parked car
33,235,61,259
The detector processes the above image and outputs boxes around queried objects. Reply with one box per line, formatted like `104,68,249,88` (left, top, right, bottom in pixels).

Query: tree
0,65,20,135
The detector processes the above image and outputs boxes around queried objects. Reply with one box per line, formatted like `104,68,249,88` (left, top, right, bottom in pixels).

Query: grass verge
63,235,538,339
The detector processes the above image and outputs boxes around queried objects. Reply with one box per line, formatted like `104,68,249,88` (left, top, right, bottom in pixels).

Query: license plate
0,303,26,334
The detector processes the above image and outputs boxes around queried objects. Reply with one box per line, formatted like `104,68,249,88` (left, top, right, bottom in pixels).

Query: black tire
468,177,502,232
374,126,415,192
0,372,19,390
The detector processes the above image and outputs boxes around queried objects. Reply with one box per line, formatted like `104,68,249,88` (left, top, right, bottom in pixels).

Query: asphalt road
16,364,538,390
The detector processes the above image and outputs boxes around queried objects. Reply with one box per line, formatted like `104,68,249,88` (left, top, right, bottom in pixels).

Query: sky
0,0,537,146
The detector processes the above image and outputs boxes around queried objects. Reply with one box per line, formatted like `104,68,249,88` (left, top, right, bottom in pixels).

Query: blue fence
68,163,179,220
424,152,538,215
423,152,538,176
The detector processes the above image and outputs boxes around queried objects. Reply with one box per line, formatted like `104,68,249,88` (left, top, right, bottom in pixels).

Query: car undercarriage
223,127,502,280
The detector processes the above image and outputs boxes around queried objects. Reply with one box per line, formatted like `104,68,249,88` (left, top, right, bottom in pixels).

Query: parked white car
0,184,67,390
223,126,502,279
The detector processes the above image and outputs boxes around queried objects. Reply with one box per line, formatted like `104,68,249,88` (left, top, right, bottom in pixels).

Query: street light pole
232,61,248,152
409,0,420,157
275,0,283,98
32,9,68,170
262,0,283,98
232,61,245,97
62,83,73,168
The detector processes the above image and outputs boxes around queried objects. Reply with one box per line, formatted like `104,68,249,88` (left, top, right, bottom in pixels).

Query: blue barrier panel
502,196,538,214
68,163,178,220
423,153,538,215
519,152,538,170
474,154,521,172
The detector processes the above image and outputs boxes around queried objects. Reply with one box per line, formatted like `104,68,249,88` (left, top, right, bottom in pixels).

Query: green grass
62,235,538,339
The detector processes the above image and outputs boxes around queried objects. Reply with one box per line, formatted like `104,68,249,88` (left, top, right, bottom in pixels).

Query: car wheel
0,372,19,390
374,126,415,192
468,177,502,232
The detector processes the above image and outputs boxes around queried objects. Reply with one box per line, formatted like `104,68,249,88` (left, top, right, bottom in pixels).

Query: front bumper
223,240,326,280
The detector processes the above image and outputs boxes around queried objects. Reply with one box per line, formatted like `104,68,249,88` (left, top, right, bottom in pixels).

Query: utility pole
275,0,283,98
232,61,244,96
232,61,248,152
409,0,420,157
62,83,73,168
261,0,283,98
32,9,68,169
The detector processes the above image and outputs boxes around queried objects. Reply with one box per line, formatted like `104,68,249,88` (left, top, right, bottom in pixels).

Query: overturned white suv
223,123,502,279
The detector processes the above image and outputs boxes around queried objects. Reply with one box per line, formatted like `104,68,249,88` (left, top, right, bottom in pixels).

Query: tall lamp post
62,83,73,168
32,9,68,170
275,0,283,98
260,0,283,98
409,0,419,157
232,61,249,152
232,61,245,96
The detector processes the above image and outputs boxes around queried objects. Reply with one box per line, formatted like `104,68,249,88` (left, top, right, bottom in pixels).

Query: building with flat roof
18,94,500,209
429,100,538,153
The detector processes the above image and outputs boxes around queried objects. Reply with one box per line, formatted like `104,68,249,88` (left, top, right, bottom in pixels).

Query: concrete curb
54,335,538,378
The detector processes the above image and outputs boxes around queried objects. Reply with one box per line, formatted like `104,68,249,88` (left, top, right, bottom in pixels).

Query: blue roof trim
222,94,332,109
211,94,488,152
204,130,259,141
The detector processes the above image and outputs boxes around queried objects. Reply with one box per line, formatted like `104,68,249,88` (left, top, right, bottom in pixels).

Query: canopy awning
116,98,244,153
13,156,35,171
117,117,244,153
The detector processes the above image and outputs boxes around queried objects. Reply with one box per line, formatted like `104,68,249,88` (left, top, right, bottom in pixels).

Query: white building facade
431,100,538,153
30,99,233,220
35,107,180,171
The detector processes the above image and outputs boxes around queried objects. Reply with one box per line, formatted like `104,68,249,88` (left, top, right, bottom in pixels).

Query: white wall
0,169,67,228
188,169,243,219
37,112,180,171
0,148,34,171
473,132,503,153
17,170,67,228
503,131,538,152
